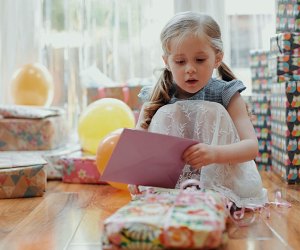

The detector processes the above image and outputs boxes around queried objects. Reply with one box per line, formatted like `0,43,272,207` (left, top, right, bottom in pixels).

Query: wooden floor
0,171,299,250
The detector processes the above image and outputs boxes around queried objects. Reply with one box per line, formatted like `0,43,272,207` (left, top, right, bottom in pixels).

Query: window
225,0,276,94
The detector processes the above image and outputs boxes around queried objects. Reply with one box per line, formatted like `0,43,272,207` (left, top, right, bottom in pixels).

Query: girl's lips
186,79,198,84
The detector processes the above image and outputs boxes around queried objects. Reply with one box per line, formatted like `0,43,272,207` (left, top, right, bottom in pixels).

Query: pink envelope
100,129,198,188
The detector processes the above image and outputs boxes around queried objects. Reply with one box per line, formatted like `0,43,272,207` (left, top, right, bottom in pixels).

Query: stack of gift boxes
249,50,272,171
269,0,300,183
0,105,106,199
0,105,70,198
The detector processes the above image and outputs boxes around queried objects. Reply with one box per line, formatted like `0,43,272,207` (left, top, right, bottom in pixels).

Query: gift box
102,182,227,250
61,151,106,184
271,82,300,183
246,94,272,170
272,153,300,183
270,32,300,56
271,81,300,108
276,0,300,33
42,144,81,179
269,54,300,83
249,50,270,67
0,154,47,198
87,85,143,111
249,50,272,94
0,105,69,151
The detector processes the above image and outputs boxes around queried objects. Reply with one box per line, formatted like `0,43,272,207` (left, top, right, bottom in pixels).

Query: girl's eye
196,58,205,62
175,60,185,64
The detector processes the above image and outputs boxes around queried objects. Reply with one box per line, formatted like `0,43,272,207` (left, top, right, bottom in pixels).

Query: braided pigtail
217,62,237,81
140,69,174,129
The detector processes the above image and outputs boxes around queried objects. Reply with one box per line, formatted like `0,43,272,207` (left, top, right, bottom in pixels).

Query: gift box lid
0,153,47,169
0,105,64,119
61,150,96,160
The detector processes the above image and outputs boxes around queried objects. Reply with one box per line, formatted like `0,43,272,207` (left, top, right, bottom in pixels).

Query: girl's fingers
183,144,200,158
183,148,200,162
187,158,203,167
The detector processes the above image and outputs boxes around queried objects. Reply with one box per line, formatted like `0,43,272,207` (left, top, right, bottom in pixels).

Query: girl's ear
215,52,224,68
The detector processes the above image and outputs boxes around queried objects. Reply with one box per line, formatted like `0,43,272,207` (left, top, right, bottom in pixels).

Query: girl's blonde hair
141,11,236,129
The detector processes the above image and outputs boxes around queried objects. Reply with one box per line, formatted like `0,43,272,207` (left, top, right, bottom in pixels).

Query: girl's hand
182,143,217,169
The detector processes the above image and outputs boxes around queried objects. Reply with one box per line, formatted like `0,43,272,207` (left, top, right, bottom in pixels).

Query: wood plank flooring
0,171,299,250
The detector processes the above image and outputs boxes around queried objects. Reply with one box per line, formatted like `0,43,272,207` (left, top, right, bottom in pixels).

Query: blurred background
0,0,275,128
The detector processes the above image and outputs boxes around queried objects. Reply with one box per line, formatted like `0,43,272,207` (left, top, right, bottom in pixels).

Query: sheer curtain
86,0,174,82
0,0,43,104
0,0,275,104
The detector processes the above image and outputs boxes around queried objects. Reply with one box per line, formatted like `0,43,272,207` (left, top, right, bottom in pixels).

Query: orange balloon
10,63,54,106
96,129,128,191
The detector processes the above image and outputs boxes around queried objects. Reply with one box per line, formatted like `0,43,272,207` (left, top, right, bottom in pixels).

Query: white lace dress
137,100,268,208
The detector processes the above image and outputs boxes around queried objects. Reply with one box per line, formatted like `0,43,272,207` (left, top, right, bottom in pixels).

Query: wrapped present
249,50,270,68
42,144,81,179
61,151,106,184
270,32,300,56
276,0,300,33
269,54,300,83
271,82,300,183
102,181,227,250
0,154,47,198
0,105,69,151
272,156,300,184
249,50,272,94
0,144,80,180
87,85,143,111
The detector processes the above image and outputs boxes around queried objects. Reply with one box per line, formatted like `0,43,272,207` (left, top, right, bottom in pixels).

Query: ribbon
226,190,291,227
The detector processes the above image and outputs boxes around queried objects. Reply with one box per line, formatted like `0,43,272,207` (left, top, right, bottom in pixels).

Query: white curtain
0,0,43,104
87,0,174,82
0,0,275,104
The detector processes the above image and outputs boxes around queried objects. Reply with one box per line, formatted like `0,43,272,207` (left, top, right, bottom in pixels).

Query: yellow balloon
96,129,128,191
10,63,54,106
78,98,135,154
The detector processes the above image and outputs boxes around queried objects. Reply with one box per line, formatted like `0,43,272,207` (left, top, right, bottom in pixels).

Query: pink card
100,129,198,188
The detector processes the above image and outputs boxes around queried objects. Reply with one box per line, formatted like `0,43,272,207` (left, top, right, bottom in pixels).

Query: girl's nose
185,63,196,74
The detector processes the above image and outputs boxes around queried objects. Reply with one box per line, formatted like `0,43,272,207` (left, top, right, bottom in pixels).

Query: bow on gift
145,178,291,228
226,190,291,227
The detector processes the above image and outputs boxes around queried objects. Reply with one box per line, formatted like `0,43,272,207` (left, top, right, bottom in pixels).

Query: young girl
134,11,268,208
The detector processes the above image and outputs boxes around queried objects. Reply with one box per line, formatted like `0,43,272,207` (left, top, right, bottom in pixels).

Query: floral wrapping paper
0,105,69,151
0,154,47,199
61,152,106,184
42,144,81,179
102,187,227,250
86,85,143,111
